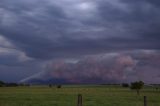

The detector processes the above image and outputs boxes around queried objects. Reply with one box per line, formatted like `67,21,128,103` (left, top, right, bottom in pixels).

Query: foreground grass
0,85,160,106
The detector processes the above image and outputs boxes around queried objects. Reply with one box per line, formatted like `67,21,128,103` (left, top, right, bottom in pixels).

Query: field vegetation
0,85,160,106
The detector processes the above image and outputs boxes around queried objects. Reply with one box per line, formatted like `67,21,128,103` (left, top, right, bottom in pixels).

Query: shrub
122,83,129,87
57,85,62,88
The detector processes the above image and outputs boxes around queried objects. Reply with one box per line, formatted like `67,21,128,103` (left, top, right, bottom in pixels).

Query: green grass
0,85,160,106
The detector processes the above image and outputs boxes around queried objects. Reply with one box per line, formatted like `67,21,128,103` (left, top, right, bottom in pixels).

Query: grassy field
0,85,160,106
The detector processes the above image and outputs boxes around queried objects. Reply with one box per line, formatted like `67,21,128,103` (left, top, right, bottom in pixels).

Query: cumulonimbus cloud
1,0,160,60
1,0,160,83
21,50,160,84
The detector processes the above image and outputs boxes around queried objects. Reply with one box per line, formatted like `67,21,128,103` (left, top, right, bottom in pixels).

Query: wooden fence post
77,94,82,106
144,96,147,106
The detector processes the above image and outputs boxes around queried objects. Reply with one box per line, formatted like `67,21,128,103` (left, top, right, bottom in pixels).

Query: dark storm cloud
0,0,70,59
0,0,160,83
0,0,160,60
0,47,46,82
119,0,160,39
0,61,45,82
121,0,160,7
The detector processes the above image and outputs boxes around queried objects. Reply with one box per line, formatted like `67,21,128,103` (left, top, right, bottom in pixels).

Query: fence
77,94,148,106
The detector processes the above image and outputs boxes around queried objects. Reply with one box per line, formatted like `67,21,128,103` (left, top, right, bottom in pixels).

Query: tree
0,81,5,87
5,83,18,87
130,81,144,95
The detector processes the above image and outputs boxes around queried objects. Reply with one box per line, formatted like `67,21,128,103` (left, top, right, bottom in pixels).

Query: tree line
0,80,30,87
1,80,159,95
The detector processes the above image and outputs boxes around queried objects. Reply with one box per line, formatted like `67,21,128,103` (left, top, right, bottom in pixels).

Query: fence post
77,94,82,106
144,96,147,106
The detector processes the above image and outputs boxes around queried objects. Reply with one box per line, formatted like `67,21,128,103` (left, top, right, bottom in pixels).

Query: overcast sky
0,0,160,84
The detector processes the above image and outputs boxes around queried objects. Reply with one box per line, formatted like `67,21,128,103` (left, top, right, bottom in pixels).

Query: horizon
0,0,160,84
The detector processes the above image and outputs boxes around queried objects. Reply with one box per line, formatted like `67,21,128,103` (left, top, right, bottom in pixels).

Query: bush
122,83,129,87
57,85,62,88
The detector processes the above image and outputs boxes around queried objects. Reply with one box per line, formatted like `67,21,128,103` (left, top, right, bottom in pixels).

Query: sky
0,0,160,84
